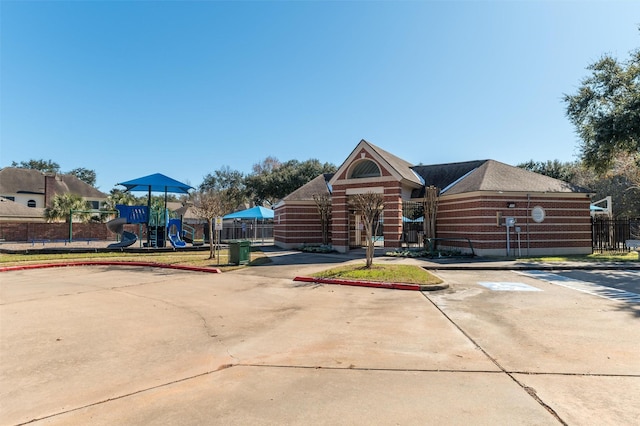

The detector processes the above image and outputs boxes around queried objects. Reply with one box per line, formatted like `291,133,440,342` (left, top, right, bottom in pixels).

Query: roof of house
0,168,107,198
411,160,487,197
172,203,204,221
364,140,424,186
281,154,590,203
411,159,589,196
0,196,45,219
281,173,334,202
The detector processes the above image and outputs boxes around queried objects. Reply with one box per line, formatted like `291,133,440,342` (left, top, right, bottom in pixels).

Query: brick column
331,186,349,253
44,174,57,208
383,185,403,249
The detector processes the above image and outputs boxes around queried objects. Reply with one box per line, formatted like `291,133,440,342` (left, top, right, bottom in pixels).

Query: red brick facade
273,140,593,256
273,202,326,247
436,193,592,256
0,222,115,242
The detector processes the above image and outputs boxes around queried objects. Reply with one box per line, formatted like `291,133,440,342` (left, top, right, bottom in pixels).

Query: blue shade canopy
402,216,424,222
223,206,274,220
118,173,193,194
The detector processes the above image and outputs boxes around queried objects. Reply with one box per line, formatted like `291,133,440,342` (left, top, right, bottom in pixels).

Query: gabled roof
364,140,423,186
331,140,423,187
0,196,45,219
411,160,487,197
0,168,107,198
413,159,589,196
281,173,333,202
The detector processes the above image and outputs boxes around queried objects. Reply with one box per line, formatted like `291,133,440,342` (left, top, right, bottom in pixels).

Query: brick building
274,139,593,256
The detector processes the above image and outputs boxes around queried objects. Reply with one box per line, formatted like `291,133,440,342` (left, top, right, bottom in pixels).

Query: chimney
44,173,58,208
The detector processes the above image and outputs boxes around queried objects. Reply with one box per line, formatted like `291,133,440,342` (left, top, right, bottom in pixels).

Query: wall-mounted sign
531,206,545,223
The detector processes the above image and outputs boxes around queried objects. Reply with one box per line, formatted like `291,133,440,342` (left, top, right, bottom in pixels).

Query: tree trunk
207,219,215,259
364,221,374,268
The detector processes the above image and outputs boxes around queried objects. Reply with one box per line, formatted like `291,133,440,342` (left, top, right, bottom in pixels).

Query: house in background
0,168,108,218
274,139,593,257
0,197,45,222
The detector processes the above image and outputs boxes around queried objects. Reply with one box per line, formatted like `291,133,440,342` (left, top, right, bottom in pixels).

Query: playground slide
107,217,138,248
168,232,187,248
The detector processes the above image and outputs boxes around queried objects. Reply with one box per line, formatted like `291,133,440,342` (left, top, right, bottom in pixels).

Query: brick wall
436,194,592,256
0,222,117,242
274,202,326,248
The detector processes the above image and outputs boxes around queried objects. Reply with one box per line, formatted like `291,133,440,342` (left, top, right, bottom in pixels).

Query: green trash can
229,240,251,265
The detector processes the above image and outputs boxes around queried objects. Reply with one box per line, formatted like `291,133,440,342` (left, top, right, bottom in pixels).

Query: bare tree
191,190,234,259
423,185,439,241
351,192,384,268
313,193,331,245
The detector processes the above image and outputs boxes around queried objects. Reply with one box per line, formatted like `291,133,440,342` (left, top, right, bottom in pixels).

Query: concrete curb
0,261,222,274
422,263,640,271
293,276,449,291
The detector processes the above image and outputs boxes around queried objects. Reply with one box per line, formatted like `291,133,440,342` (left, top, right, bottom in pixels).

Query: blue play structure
112,173,194,248
106,205,189,249
106,205,148,248
167,218,187,248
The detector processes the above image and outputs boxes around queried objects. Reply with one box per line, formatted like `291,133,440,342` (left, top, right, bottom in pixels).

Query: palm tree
44,193,91,223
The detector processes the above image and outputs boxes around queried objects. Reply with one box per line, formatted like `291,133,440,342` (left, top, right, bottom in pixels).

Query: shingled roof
0,168,107,198
0,197,45,220
411,160,487,197
411,159,588,196
281,173,333,202
280,140,590,203
364,140,423,186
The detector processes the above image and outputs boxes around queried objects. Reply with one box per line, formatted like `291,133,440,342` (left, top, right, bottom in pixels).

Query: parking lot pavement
427,269,640,425
1,264,638,425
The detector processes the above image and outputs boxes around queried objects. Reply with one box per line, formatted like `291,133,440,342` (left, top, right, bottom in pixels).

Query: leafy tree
524,154,640,218
103,189,139,209
200,166,247,209
11,159,99,188
245,158,337,205
44,193,90,223
517,159,580,182
350,192,384,268
11,159,60,173
564,31,639,173
68,167,97,186
572,153,640,218
190,190,236,259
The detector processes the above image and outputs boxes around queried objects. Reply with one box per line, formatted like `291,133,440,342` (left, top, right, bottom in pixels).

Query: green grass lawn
0,249,271,271
313,263,442,285
520,252,639,262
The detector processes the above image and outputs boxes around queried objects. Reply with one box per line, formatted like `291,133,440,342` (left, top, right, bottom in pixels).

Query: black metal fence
592,218,640,252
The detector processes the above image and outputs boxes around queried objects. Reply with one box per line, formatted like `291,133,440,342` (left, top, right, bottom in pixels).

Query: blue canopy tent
223,206,274,242
223,206,274,220
118,173,193,194
118,173,194,247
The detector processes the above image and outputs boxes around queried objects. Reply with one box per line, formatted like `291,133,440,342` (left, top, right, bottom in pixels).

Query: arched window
349,160,381,179
27,199,36,208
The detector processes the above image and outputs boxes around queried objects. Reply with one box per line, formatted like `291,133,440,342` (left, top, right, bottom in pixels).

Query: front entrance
349,211,384,248
349,212,364,248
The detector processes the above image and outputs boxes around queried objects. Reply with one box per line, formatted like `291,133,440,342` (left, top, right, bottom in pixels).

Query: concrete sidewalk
259,245,640,272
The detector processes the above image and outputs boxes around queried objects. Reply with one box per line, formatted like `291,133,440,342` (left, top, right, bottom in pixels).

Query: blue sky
1,0,639,192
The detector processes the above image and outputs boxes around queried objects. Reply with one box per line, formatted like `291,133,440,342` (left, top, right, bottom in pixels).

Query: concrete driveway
1,251,638,425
